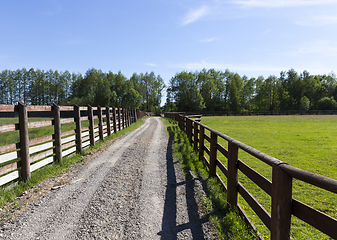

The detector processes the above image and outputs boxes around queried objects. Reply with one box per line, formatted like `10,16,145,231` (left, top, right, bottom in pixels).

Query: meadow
201,115,337,239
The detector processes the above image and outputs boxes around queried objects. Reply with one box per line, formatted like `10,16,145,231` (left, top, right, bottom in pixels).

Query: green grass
0,118,143,211
162,117,259,240
200,115,337,239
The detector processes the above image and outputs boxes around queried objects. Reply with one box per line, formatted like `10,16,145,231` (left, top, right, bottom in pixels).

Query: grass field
201,115,337,239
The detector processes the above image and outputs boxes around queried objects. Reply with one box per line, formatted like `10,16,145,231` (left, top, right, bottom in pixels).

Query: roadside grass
201,115,337,239
0,119,143,210
162,117,259,240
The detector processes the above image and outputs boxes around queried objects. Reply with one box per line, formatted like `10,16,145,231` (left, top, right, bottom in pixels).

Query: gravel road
0,117,215,239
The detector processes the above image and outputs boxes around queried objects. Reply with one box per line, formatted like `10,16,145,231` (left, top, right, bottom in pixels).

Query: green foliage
162,117,259,239
165,68,337,112
201,115,337,239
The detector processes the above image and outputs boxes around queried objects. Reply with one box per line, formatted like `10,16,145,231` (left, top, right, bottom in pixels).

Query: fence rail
164,112,337,240
0,102,145,187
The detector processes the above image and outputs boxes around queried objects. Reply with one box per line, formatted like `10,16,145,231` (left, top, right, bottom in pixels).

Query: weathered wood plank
80,116,88,121
0,124,19,133
28,120,53,129
60,118,74,124
217,143,228,158
292,199,337,239
29,135,53,146
0,143,18,154
60,130,76,138
0,162,20,176
216,159,228,177
82,140,90,148
29,142,54,155
30,149,54,163
0,104,16,112
238,159,272,196
58,106,73,111
61,141,76,150
238,182,271,230
27,105,52,112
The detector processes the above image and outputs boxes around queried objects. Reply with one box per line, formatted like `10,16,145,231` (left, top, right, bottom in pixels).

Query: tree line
0,68,165,111
164,68,337,112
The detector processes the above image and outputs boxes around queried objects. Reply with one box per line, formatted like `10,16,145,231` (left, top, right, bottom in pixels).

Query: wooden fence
164,112,337,240
0,102,145,187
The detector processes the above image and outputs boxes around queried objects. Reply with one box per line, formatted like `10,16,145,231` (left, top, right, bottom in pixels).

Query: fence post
119,108,122,131
227,141,239,207
106,106,111,136
129,108,132,125
74,105,82,154
123,108,126,128
271,165,292,240
98,106,104,141
134,109,137,122
193,121,198,151
209,131,218,178
88,105,95,146
199,125,204,162
112,107,117,133
18,101,30,181
53,103,62,163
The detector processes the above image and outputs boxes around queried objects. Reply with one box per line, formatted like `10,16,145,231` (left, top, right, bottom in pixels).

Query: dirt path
0,117,215,239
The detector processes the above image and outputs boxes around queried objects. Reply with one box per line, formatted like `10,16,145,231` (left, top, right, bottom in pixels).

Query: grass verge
162,117,259,240
0,119,144,209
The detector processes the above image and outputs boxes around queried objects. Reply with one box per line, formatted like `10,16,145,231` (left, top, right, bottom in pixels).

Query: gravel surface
0,117,215,239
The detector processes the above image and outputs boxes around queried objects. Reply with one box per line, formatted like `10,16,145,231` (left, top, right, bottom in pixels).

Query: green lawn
200,115,337,240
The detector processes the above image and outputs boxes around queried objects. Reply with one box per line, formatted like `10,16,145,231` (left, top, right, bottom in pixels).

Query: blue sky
1,0,337,104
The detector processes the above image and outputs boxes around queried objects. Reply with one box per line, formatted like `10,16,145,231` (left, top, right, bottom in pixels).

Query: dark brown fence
164,112,337,240
0,102,145,187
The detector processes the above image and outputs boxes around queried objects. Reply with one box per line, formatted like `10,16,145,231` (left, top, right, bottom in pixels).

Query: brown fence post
53,103,62,163
199,125,204,162
227,141,239,207
123,108,126,128
112,107,117,133
88,105,95,146
119,108,122,131
18,101,30,181
209,131,218,178
74,105,82,154
134,109,137,122
271,165,292,240
98,106,104,141
106,106,111,136
193,121,198,151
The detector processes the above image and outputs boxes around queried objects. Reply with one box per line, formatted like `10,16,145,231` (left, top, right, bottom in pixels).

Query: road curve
0,117,214,239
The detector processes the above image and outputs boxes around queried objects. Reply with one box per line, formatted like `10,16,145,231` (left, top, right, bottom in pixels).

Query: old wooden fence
164,112,337,240
0,102,145,187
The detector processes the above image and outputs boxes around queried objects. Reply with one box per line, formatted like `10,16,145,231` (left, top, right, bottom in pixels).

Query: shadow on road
158,128,209,239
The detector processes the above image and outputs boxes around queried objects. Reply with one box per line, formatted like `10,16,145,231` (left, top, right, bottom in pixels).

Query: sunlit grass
163,117,259,239
201,115,337,239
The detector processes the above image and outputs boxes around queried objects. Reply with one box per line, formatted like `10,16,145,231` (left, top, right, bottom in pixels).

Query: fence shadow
158,126,209,239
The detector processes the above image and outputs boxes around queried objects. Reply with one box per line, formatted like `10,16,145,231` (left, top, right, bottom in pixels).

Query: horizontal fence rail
0,103,145,187
164,112,337,240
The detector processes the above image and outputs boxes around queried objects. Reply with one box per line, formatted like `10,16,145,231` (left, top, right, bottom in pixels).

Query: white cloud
296,15,337,26
181,5,210,26
199,38,217,43
145,63,157,67
232,0,337,8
